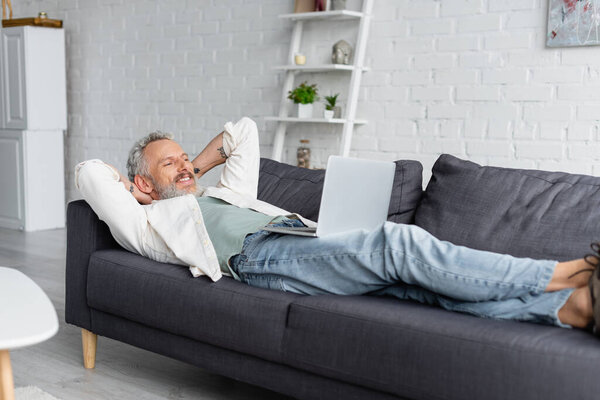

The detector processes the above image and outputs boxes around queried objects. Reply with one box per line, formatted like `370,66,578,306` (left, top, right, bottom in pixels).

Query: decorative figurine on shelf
288,81,319,118
332,40,353,65
324,94,339,119
2,0,13,20
297,140,311,169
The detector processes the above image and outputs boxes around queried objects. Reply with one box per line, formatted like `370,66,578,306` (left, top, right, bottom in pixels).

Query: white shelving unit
268,0,373,162
272,64,369,73
266,116,368,125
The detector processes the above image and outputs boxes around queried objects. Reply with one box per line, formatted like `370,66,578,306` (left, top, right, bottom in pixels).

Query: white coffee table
0,267,58,400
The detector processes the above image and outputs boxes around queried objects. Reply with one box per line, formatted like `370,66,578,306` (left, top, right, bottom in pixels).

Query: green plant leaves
287,81,319,104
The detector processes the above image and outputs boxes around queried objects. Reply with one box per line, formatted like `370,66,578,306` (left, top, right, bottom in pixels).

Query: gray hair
126,131,174,181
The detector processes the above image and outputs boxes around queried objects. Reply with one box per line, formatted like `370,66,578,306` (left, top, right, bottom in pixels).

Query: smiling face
142,139,198,200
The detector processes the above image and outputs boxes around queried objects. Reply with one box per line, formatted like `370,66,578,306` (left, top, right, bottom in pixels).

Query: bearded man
75,117,600,332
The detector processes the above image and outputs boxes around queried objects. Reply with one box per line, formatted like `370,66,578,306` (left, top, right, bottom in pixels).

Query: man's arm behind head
75,160,149,254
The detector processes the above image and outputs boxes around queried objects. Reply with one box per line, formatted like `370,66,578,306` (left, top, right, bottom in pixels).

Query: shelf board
279,10,364,21
265,116,367,125
273,64,369,73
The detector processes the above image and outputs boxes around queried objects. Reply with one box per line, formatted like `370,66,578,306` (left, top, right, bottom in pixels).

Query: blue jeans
229,219,573,327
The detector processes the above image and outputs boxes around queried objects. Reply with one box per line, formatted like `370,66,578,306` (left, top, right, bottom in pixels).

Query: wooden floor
0,227,291,400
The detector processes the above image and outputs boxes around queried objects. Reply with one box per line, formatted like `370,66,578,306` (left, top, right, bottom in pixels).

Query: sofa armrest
65,200,119,330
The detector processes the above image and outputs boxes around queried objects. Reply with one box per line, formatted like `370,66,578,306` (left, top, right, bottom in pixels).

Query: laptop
262,156,395,237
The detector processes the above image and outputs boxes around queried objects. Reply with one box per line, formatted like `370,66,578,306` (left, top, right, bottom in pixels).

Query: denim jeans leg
371,283,574,327
231,221,558,303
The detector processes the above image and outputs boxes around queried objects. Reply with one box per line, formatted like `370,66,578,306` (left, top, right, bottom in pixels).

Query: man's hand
127,182,153,205
107,164,153,205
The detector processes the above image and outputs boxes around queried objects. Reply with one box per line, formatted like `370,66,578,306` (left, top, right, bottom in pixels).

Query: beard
153,172,201,200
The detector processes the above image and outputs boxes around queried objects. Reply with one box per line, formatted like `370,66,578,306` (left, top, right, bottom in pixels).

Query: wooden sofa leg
81,329,97,369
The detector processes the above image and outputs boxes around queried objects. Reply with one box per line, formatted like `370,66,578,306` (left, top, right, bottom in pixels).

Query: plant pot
332,0,346,10
298,103,313,118
324,109,334,119
332,106,341,118
294,54,306,65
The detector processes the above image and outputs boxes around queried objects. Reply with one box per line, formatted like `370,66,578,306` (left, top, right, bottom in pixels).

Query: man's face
143,139,197,199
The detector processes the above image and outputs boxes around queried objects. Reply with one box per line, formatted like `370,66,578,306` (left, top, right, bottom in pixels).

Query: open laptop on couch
262,156,395,237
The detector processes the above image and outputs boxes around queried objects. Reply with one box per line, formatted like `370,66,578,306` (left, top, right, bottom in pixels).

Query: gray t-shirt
197,197,285,275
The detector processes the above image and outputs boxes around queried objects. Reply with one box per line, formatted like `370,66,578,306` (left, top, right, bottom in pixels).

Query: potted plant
323,94,339,119
288,82,318,118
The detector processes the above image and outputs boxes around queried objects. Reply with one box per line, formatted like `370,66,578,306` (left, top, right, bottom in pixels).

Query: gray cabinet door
0,132,24,229
1,27,27,130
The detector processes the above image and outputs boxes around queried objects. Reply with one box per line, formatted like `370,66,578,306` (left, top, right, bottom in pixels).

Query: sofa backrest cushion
258,158,423,224
414,154,600,261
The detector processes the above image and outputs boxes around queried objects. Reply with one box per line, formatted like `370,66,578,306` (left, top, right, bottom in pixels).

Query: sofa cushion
258,158,325,221
258,158,423,224
415,154,600,261
86,249,301,363
282,294,600,400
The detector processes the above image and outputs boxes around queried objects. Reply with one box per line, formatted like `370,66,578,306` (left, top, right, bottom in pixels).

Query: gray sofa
66,154,600,400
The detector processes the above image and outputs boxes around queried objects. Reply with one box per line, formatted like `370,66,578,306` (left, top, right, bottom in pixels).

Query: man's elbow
235,117,258,140
238,116,257,129
223,117,260,156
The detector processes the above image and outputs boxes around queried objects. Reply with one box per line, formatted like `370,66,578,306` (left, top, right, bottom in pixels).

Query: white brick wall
361,0,600,183
11,0,600,200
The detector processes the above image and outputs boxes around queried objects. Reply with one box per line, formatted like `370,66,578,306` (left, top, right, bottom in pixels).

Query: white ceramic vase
323,109,334,119
298,103,313,118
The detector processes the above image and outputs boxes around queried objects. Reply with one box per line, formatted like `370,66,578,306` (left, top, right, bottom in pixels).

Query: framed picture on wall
547,0,600,47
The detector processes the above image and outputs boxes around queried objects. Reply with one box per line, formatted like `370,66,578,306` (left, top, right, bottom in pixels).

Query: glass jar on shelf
297,139,310,169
